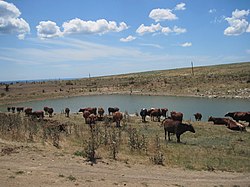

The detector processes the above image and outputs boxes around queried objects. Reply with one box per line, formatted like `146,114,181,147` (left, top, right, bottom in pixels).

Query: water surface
0,95,249,121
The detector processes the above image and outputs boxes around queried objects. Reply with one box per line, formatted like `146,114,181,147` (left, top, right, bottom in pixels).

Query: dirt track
1,140,249,187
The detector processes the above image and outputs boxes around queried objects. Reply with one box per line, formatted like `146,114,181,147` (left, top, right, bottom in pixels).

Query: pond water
0,94,249,121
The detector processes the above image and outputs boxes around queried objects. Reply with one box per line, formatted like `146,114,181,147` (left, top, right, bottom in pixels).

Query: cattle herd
4,106,250,143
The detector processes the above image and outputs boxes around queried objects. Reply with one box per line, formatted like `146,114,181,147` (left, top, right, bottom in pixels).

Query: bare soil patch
1,140,250,187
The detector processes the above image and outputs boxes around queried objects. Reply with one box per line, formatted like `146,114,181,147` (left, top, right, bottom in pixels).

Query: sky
0,0,250,81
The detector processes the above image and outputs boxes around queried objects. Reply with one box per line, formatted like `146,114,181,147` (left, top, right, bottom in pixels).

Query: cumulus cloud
224,9,250,36
0,1,30,39
62,18,128,35
36,18,128,38
36,21,62,39
136,23,162,35
180,42,192,47
175,3,186,11
149,8,177,22
172,26,187,34
120,35,136,42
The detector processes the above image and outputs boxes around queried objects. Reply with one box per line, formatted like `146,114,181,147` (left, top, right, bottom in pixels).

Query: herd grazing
4,104,249,143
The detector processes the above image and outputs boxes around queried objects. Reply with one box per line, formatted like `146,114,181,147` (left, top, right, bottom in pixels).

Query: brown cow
194,113,202,121
31,111,44,119
170,111,183,121
208,116,228,125
79,107,97,115
65,108,70,117
161,108,168,119
113,111,123,127
98,107,105,118
24,107,32,116
162,118,195,143
83,110,91,124
150,108,161,122
225,112,250,126
208,117,246,131
87,114,98,128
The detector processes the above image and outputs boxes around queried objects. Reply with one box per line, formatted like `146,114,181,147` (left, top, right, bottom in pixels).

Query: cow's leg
164,129,166,140
176,134,181,143
168,132,171,141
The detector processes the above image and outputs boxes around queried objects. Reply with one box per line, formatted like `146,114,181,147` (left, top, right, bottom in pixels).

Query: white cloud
224,9,250,36
36,21,62,39
136,23,162,35
247,24,250,32
173,26,187,34
120,35,136,42
136,23,187,36
36,18,128,38
149,8,177,22
62,18,128,35
0,1,30,39
175,3,186,11
180,42,192,47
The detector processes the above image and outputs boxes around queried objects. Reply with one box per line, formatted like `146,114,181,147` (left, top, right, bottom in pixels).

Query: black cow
140,108,148,122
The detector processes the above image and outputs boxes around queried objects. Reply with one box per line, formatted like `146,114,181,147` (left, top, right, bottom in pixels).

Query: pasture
0,111,249,173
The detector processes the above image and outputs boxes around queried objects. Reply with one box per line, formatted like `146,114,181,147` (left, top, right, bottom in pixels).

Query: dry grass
1,112,249,172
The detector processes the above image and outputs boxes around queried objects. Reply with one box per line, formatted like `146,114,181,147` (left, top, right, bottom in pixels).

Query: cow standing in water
162,118,195,143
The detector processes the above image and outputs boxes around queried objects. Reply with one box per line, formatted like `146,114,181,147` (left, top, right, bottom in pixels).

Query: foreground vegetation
1,112,249,172
0,62,250,105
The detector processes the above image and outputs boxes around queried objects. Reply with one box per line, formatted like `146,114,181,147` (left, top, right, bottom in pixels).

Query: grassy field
1,112,249,173
0,62,250,105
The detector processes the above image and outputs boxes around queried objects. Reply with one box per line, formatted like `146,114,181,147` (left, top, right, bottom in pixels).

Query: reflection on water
0,95,249,121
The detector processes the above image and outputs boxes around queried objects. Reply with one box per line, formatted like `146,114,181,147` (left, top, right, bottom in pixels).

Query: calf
162,118,195,143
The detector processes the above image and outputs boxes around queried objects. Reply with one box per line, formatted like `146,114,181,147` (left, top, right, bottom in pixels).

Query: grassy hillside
0,62,250,105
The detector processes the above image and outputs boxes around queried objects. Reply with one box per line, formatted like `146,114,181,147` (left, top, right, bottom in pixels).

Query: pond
0,94,249,121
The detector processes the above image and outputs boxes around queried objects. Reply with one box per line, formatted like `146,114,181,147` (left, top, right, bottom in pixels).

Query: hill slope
0,62,250,105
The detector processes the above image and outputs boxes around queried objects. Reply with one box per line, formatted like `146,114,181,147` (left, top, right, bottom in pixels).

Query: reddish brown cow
31,111,44,119
194,113,202,121
208,116,246,131
79,107,97,115
87,114,98,128
113,111,123,127
162,118,195,143
24,107,33,116
170,111,183,121
208,116,228,125
83,110,91,124
150,108,161,122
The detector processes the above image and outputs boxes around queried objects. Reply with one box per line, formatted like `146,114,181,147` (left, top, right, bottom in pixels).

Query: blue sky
0,0,250,81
